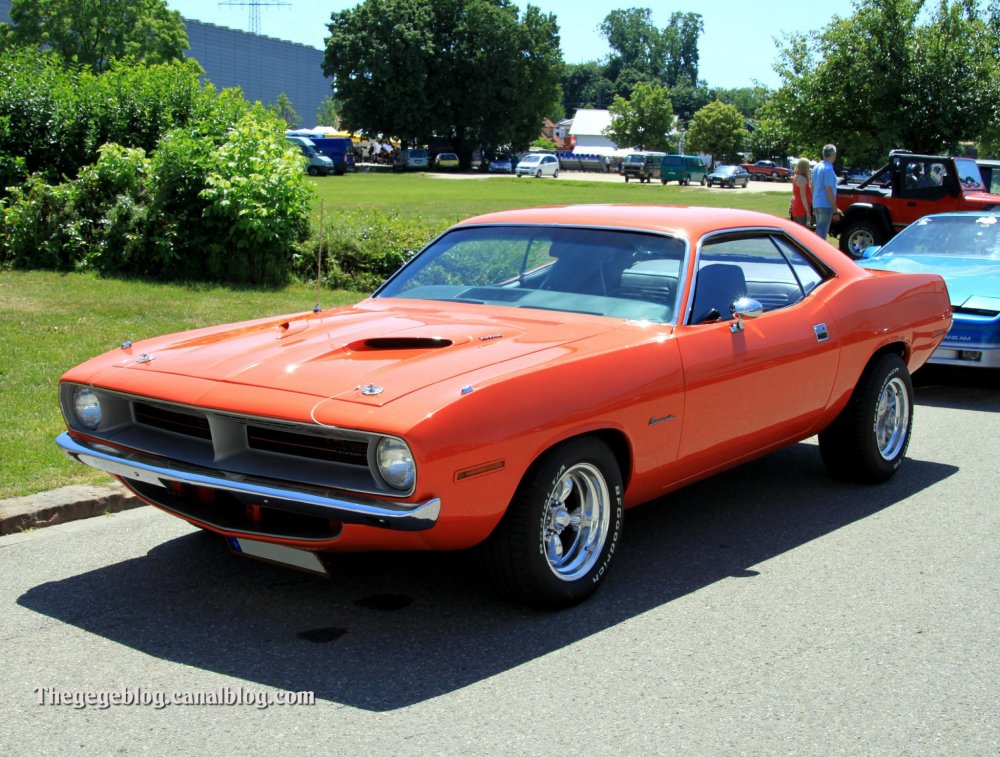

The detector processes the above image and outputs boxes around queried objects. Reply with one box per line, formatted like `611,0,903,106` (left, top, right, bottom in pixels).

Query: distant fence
557,152,611,173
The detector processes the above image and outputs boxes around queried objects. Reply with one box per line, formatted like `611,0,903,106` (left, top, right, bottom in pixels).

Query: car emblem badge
359,384,384,396
814,324,830,342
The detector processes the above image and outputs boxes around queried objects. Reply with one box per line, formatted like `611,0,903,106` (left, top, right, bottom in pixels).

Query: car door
673,231,839,475
893,157,964,229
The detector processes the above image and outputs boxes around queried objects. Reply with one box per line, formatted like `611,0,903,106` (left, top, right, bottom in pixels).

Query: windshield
715,166,736,175
954,158,986,192
520,155,541,164
877,215,1000,258
376,226,687,323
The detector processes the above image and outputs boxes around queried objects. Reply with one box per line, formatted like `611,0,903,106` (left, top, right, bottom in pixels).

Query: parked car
976,159,1000,195
832,152,1000,258
393,148,429,171
622,152,665,183
739,160,791,181
705,165,751,188
842,166,873,184
487,156,513,173
660,154,708,186
284,136,334,177
515,153,559,178
435,152,460,170
858,211,1000,369
56,205,950,608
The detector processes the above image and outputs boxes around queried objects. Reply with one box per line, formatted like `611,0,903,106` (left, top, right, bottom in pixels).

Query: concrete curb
0,484,144,536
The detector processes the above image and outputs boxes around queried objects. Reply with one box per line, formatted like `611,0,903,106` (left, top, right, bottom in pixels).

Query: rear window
409,149,428,158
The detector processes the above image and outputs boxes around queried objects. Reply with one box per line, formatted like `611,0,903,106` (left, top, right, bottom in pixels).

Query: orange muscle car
57,206,952,608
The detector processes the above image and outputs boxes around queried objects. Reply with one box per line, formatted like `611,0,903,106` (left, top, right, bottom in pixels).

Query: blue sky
164,0,859,89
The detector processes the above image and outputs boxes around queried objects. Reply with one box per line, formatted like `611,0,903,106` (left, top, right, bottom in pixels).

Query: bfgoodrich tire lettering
481,437,624,609
819,353,913,483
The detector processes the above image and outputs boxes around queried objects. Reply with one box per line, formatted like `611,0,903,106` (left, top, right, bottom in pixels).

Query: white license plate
228,537,328,576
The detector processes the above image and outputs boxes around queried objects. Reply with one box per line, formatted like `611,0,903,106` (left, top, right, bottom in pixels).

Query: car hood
861,254,1000,308
109,300,620,406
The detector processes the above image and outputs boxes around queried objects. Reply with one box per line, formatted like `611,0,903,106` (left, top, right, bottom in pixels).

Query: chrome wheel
542,462,611,581
875,377,910,460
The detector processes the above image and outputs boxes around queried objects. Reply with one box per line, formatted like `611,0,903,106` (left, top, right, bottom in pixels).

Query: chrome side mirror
730,297,763,333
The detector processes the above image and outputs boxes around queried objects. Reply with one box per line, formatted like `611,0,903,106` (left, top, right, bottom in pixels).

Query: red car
740,160,791,181
57,206,951,608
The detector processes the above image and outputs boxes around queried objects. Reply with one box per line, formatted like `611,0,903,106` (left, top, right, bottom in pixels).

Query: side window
688,234,827,324
900,159,949,199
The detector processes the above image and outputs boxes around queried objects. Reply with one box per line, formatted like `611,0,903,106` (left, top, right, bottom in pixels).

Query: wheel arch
518,428,633,496
840,203,894,237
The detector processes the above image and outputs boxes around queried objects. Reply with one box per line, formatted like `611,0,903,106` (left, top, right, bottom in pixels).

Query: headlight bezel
374,436,416,492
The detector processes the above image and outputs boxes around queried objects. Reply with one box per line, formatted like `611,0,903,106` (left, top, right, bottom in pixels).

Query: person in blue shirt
811,144,841,239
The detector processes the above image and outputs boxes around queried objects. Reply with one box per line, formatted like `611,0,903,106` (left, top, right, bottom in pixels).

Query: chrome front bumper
56,432,441,532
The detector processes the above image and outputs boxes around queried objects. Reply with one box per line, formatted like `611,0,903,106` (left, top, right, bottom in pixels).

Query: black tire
838,217,885,258
307,166,319,177
819,353,913,483
661,179,667,185
481,437,624,609
624,175,630,182
553,169,559,178
700,176,706,186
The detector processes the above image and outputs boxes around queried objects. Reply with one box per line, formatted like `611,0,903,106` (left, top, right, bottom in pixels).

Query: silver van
285,136,335,176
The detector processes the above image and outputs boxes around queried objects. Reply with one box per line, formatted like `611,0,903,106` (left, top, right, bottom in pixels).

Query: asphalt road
1,367,996,755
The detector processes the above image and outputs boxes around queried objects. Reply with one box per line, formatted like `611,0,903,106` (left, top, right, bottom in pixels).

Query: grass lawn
306,171,791,226
1,173,791,500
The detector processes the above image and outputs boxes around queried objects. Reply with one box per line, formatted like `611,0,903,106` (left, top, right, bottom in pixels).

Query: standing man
812,144,840,239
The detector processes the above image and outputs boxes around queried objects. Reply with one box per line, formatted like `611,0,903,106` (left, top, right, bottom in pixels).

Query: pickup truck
831,152,1000,257
739,160,790,181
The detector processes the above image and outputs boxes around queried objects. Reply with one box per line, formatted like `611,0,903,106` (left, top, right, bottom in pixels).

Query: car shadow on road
18,442,957,712
913,365,1000,411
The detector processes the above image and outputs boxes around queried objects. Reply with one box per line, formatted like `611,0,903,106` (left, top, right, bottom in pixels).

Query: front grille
246,425,369,466
134,402,212,439
131,480,342,541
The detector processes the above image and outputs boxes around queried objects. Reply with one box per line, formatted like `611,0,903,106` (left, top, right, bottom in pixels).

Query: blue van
307,137,355,175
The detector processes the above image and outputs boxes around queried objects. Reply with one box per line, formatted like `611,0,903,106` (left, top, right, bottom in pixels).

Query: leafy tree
669,76,712,125
600,8,669,86
662,12,704,88
323,0,562,164
8,0,188,72
770,0,997,165
685,100,745,164
561,62,616,113
315,96,340,128
709,85,772,121
599,8,704,94
604,81,676,152
270,92,301,129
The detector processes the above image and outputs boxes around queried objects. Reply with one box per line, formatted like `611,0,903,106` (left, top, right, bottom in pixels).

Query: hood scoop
349,337,455,351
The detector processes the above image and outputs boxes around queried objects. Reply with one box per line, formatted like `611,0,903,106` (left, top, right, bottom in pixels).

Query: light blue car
858,211,1000,369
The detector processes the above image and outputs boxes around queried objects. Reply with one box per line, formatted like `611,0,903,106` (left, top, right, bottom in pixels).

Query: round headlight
376,437,415,491
73,386,102,429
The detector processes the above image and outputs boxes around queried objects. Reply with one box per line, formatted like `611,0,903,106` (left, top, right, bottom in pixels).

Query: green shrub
66,143,151,273
199,113,312,287
1,175,74,269
303,210,445,293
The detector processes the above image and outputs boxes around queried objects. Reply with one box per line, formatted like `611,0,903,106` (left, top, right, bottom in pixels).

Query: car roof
454,204,787,237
